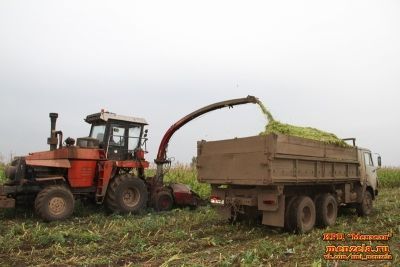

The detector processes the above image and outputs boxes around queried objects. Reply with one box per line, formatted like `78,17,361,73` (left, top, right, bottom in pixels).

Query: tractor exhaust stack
47,113,58,151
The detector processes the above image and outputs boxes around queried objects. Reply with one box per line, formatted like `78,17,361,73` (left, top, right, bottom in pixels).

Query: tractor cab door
106,123,144,160
127,125,142,156
107,125,127,160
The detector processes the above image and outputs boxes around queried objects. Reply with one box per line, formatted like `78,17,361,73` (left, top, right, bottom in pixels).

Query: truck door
363,151,378,191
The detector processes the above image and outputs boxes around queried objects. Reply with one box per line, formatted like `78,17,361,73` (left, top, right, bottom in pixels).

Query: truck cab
358,148,380,197
84,111,148,160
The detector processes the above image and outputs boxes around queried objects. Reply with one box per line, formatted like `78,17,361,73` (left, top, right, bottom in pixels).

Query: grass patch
0,163,398,265
163,164,210,199
147,164,211,199
378,167,400,187
0,165,5,183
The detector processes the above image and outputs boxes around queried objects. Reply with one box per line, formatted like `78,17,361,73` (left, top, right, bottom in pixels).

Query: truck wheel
356,190,373,216
34,185,74,222
154,191,174,211
291,196,316,233
284,196,298,232
106,175,148,213
316,194,338,227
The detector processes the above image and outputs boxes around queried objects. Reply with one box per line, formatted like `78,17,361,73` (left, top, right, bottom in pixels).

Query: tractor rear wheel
106,174,148,213
34,185,75,222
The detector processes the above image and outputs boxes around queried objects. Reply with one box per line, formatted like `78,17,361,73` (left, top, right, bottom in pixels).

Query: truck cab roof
85,111,148,125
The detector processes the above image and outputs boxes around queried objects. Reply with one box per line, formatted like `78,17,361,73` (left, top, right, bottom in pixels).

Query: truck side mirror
377,156,381,167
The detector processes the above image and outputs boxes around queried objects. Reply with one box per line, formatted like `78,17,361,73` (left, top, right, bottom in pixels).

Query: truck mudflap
0,186,15,208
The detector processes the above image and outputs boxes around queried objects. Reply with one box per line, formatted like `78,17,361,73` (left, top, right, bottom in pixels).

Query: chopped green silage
257,102,274,122
263,120,349,147
257,102,349,147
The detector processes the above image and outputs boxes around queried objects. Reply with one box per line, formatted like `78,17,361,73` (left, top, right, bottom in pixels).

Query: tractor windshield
90,125,106,142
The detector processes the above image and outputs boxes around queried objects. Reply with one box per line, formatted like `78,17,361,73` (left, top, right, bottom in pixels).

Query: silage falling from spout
257,101,274,123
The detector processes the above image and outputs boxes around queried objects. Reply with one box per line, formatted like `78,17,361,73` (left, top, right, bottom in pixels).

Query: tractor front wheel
106,174,148,213
34,185,75,222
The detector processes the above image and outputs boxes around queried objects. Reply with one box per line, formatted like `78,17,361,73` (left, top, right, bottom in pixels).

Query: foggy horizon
0,1,399,166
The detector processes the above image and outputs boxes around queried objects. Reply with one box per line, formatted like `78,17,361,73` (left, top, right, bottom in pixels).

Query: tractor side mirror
144,129,148,138
377,156,381,167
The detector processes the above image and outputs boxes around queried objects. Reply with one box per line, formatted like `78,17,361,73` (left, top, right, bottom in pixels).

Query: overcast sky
0,0,399,166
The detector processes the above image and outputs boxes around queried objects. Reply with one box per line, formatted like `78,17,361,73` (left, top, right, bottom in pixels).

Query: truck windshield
364,152,374,166
90,125,106,141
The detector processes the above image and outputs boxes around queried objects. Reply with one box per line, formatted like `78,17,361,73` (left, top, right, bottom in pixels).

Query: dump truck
197,134,381,233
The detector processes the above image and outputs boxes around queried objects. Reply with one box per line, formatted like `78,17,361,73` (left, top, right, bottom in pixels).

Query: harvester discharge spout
154,95,259,183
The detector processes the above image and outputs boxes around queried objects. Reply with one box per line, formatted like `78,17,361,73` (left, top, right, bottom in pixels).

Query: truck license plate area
225,197,257,206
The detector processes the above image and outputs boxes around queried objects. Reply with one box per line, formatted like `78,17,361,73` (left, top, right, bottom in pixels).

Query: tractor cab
84,111,148,160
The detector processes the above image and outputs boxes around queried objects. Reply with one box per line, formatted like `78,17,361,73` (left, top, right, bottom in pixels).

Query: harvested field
0,166,399,266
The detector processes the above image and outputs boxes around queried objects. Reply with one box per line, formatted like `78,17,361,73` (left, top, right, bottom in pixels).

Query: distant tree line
190,156,197,169
0,153,4,168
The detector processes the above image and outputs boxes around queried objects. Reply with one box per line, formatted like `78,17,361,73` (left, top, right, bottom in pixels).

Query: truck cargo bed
197,134,360,186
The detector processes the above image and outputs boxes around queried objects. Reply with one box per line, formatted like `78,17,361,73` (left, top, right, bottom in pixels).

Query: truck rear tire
106,175,148,213
316,194,337,227
356,190,373,217
284,196,298,232
34,185,74,222
290,196,316,233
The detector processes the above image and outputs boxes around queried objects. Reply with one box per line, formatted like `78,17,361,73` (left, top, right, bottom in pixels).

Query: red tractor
0,96,259,221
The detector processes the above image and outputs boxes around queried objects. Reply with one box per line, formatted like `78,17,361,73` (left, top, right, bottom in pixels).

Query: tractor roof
85,111,148,125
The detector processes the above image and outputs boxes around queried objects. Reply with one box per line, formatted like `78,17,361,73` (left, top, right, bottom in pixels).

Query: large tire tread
284,196,298,232
316,193,338,227
291,195,316,234
356,190,373,217
105,174,148,213
34,185,74,222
